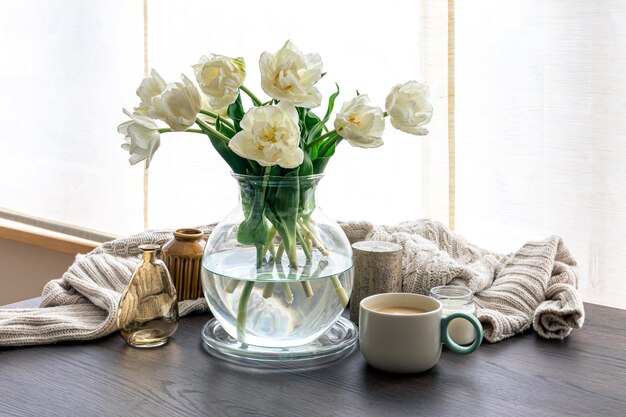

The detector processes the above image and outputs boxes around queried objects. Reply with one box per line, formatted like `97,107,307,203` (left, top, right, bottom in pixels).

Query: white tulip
385,81,433,135
334,95,385,148
135,69,167,114
193,54,246,109
134,70,201,131
228,101,303,168
118,109,161,167
149,75,202,131
259,40,322,108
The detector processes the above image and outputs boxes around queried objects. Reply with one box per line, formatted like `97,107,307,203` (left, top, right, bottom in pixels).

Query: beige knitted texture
0,227,213,347
0,220,584,346
343,219,585,342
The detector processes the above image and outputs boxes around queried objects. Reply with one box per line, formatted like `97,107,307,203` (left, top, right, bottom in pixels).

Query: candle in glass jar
429,285,477,345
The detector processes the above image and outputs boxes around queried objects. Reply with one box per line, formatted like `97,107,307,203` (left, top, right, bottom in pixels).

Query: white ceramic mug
359,293,483,373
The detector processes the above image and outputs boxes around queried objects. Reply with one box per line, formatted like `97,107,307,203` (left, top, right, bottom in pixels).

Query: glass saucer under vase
201,173,356,365
201,316,358,368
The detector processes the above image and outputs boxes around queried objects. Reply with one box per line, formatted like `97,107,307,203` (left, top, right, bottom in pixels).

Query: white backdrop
0,0,145,235
455,1,626,306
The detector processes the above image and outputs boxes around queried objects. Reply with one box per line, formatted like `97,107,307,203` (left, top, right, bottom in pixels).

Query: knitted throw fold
0,220,584,347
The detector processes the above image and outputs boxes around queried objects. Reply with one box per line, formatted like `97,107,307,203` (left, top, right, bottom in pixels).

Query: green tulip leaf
299,151,314,177
322,84,340,125
312,135,339,173
313,157,330,174
236,177,269,258
227,94,245,132
216,116,236,138
198,122,250,174
304,86,338,145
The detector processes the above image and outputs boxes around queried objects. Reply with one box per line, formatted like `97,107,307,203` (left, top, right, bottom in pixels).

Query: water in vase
202,247,353,348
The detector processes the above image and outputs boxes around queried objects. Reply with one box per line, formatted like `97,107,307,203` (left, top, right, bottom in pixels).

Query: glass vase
201,173,356,363
117,244,179,348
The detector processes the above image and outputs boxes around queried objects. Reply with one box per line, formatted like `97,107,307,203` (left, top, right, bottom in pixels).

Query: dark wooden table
1,299,625,417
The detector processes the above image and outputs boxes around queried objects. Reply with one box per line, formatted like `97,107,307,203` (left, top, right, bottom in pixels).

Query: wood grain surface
1,300,625,417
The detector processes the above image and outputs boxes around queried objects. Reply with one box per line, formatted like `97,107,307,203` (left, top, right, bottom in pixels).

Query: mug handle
440,312,483,354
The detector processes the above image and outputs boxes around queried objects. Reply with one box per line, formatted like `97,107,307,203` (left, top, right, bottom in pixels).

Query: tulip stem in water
237,281,255,340
225,279,241,293
296,228,312,261
262,282,275,299
282,283,294,304
301,281,314,299
298,219,329,256
331,275,349,307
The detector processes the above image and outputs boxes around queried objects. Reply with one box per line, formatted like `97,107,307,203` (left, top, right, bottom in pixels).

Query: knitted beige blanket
0,220,584,346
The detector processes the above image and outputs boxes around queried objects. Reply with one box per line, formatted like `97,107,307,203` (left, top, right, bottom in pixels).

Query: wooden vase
350,241,403,325
161,228,206,301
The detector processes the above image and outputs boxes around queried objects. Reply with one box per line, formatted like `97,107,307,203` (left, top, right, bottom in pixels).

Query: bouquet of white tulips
119,41,432,331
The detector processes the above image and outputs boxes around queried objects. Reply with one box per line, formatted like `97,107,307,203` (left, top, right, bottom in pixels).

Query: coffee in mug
372,306,428,315
359,293,483,373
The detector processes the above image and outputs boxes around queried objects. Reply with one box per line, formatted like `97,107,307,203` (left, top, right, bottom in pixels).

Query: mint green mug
359,293,484,373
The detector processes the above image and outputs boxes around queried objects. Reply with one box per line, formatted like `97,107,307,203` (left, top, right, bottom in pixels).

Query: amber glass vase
162,228,206,301
117,244,179,348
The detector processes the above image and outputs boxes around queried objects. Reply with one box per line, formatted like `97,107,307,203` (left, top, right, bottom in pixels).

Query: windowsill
0,218,99,255
1,218,623,311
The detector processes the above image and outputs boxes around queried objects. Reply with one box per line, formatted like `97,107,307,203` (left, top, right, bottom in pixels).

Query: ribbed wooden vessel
162,228,206,301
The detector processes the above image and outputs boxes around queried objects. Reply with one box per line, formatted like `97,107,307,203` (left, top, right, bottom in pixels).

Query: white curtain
455,1,626,307
0,0,145,236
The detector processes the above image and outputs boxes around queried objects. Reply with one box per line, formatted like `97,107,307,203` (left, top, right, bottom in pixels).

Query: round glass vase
201,173,355,362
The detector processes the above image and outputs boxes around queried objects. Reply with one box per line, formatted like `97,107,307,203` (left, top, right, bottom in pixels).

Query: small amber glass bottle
117,244,179,348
